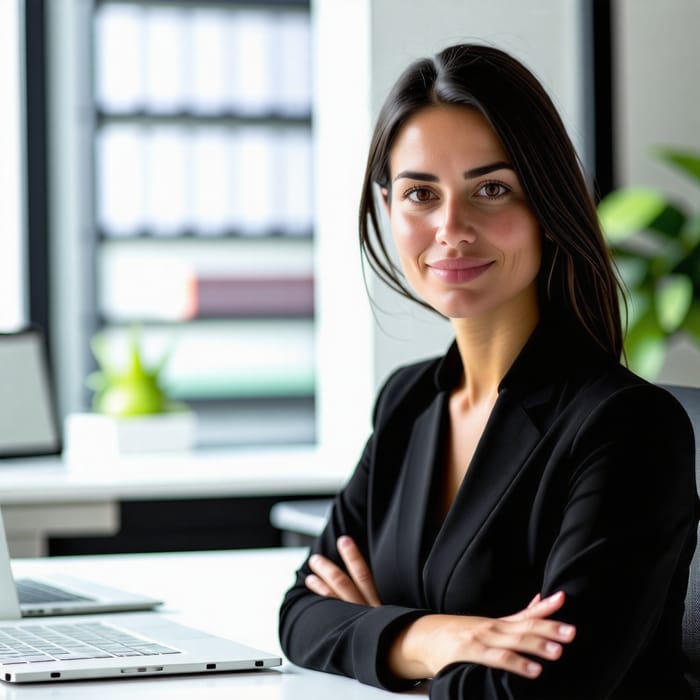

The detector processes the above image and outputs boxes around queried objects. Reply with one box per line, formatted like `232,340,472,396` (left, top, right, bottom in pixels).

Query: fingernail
558,624,575,639
309,554,320,566
526,662,541,677
545,642,561,656
338,536,350,548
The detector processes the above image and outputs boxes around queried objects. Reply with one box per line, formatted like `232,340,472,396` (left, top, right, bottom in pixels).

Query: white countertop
5,548,429,699
0,446,350,504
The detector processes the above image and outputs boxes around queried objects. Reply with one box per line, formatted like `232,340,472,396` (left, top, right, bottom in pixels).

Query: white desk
5,548,429,699
0,447,348,556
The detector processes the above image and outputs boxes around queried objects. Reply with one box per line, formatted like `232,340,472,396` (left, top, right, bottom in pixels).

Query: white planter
64,411,197,463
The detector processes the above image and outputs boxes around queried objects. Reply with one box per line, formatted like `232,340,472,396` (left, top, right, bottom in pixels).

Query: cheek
490,210,542,266
390,213,434,261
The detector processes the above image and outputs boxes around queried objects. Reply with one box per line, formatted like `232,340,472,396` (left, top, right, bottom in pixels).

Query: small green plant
598,148,700,378
87,326,183,418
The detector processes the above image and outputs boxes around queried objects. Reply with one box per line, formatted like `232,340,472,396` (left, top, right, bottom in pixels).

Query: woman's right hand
388,591,576,680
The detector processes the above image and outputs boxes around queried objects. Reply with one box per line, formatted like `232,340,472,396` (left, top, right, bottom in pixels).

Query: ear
380,187,391,214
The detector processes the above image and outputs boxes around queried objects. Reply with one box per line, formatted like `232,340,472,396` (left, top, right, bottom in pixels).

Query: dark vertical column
592,0,615,201
24,0,51,353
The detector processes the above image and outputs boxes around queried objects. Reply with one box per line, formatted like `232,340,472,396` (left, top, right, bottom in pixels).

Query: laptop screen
0,328,61,458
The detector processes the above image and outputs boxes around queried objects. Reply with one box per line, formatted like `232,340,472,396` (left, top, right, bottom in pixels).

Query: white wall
615,0,700,207
0,0,27,330
614,0,700,386
314,0,592,463
313,0,375,463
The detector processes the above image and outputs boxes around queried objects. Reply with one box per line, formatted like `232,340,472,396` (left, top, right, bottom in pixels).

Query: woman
278,44,698,699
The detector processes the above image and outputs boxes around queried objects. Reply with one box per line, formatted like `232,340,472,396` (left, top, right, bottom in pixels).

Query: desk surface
0,446,348,504
7,548,428,699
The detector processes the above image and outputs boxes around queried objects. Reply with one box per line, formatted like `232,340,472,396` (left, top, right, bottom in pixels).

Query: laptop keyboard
15,578,94,604
0,622,180,665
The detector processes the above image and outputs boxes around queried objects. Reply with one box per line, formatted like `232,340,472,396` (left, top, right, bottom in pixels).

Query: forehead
389,105,508,170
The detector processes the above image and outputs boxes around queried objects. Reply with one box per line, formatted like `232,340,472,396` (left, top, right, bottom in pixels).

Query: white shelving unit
51,0,316,448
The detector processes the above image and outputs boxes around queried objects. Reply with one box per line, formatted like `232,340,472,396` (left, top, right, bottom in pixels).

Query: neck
450,294,540,404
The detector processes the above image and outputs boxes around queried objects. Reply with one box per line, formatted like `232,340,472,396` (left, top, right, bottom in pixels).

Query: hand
304,536,381,607
389,591,576,680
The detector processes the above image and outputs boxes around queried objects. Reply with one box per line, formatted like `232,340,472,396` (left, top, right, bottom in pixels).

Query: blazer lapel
390,392,448,607
423,387,544,609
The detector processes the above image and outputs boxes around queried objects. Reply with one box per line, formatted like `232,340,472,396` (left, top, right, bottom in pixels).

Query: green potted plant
87,325,182,418
597,148,700,378
64,327,196,462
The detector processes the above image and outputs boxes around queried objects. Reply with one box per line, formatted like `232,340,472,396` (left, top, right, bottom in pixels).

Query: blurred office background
2,0,699,460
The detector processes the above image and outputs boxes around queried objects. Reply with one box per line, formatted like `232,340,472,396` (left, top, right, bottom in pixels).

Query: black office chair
662,384,700,698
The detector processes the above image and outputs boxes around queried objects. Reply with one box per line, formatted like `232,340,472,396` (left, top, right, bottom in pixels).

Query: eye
475,181,511,199
403,186,438,203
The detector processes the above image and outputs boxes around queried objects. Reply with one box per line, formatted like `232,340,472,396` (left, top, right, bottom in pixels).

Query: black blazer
278,323,699,700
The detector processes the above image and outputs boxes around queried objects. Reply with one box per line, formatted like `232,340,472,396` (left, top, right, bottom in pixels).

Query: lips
427,257,494,283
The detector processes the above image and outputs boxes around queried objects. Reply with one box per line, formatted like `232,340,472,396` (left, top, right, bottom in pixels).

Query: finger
504,591,566,622
304,573,336,599
494,616,577,646
479,645,544,679
307,554,367,605
526,593,541,608
337,536,381,607
480,623,569,662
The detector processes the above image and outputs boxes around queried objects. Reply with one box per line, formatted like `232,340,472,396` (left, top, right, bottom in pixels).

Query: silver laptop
0,508,162,617
0,327,163,616
0,516,281,683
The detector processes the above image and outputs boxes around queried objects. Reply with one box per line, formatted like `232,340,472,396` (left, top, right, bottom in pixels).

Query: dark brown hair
359,43,624,360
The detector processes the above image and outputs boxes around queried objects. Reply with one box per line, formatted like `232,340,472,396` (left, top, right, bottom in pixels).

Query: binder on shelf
98,236,315,282
187,7,229,114
94,4,312,121
280,128,314,236
161,321,316,400
195,276,314,317
97,321,316,401
226,9,276,115
274,11,312,116
235,127,279,235
143,5,188,113
190,127,231,236
97,124,146,236
99,257,196,322
144,126,191,235
94,4,146,113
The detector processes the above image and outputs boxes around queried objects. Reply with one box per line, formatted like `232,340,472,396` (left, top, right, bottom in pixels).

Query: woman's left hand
304,536,381,607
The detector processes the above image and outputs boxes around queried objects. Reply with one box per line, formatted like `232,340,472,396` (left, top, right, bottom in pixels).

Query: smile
427,258,495,283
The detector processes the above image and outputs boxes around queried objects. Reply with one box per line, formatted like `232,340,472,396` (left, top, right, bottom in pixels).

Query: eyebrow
392,161,514,183
464,161,514,178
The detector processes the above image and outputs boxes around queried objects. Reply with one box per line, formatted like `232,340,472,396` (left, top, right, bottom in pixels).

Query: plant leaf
624,289,652,329
648,203,686,238
655,274,693,333
654,147,700,184
624,311,667,379
682,303,700,345
598,188,668,243
681,214,700,249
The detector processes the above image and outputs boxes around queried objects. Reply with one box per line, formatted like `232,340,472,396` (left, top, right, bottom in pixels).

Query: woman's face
384,105,542,321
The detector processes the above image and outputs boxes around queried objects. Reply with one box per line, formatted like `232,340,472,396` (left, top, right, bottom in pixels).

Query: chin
428,293,488,320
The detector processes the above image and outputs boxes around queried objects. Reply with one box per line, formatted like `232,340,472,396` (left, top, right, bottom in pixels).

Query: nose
435,196,477,247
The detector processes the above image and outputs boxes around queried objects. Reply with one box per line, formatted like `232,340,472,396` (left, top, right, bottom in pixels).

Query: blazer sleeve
277,368,431,691
430,384,698,700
